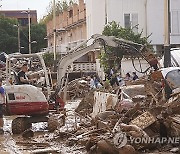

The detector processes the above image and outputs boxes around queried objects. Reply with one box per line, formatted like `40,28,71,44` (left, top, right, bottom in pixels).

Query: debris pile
62,79,90,100
53,71,180,154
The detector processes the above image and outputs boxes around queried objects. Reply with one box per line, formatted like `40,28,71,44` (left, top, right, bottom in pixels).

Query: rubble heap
55,73,180,154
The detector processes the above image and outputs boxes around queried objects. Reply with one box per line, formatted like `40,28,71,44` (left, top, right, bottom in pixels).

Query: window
69,10,73,18
124,13,138,33
8,93,15,100
124,14,130,28
132,13,138,34
171,10,180,34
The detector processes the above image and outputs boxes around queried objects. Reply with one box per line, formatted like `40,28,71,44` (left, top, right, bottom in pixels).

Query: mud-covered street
0,100,86,154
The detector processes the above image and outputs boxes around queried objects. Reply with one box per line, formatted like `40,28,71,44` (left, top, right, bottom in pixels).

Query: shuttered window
132,13,138,34
124,13,138,33
124,14,130,28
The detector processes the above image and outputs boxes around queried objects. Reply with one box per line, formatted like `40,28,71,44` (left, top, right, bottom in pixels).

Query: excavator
3,34,163,134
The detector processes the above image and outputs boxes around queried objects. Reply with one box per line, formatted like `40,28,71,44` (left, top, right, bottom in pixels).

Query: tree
0,16,18,54
100,21,150,71
0,16,47,54
20,23,47,54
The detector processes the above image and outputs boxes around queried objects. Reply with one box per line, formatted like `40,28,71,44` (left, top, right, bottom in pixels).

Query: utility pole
14,24,21,53
17,24,21,53
21,8,31,54
28,8,31,54
164,0,172,99
53,0,57,71
164,0,171,68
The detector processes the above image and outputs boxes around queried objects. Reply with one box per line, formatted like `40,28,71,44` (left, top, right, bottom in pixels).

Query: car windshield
166,69,180,89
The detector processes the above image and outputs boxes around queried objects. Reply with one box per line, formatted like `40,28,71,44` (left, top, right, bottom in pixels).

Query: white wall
147,0,164,45
121,58,150,78
86,0,180,46
147,0,180,45
107,0,146,36
86,0,147,39
86,0,106,39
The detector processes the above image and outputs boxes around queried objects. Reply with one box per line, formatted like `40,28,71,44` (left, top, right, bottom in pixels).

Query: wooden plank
130,111,156,129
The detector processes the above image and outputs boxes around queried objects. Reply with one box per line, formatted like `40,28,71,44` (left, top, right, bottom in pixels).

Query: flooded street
0,100,85,154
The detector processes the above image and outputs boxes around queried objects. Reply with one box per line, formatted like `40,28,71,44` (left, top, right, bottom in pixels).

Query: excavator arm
54,34,158,97
57,34,120,87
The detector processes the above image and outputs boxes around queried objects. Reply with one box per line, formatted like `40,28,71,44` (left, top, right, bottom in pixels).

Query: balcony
71,62,96,72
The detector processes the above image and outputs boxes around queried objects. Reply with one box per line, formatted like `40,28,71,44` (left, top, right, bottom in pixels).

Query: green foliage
43,52,61,67
0,16,47,54
40,0,76,24
0,16,19,54
102,21,149,45
99,51,109,71
19,23,47,54
101,21,150,71
43,52,54,67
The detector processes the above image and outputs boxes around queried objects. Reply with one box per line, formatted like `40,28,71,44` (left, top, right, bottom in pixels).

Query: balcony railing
71,62,96,72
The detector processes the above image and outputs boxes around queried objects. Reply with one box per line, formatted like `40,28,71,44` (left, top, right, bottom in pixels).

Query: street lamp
13,24,21,53
21,8,31,54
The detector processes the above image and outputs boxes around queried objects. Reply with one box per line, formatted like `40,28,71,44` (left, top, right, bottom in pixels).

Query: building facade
0,10,37,26
86,0,180,53
46,0,96,78
46,0,95,62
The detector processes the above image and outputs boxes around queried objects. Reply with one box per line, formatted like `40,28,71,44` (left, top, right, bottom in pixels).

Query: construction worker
0,78,5,134
17,64,32,84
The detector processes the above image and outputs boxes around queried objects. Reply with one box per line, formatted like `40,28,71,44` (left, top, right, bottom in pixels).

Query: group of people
125,72,139,81
89,75,102,89
106,68,139,87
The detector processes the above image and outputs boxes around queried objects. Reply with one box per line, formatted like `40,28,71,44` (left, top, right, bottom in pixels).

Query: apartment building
46,0,96,78
46,0,96,61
